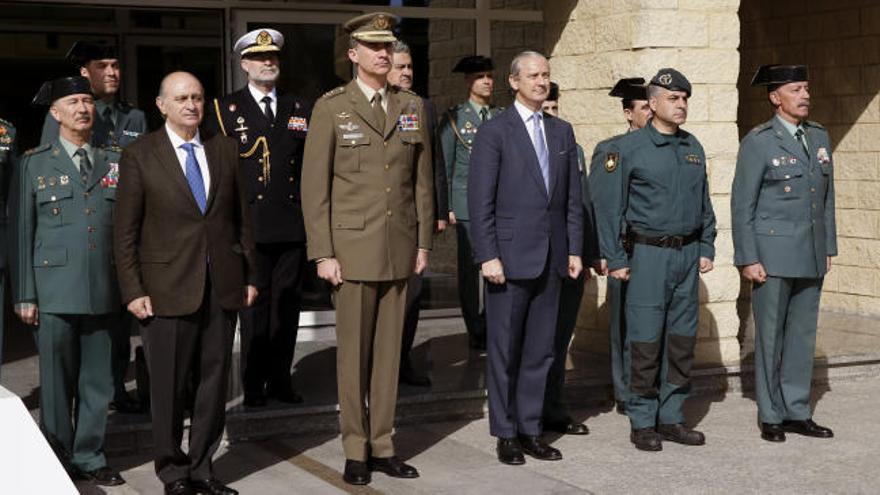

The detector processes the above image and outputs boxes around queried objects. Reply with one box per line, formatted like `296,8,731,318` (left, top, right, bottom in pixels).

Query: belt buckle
670,236,683,250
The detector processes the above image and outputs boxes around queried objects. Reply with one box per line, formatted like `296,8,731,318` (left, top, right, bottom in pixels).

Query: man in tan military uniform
301,12,433,486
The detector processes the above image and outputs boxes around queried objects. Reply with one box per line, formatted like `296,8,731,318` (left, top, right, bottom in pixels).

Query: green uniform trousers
752,276,823,424
455,221,486,342
608,277,629,404
625,242,699,429
37,312,115,471
335,278,408,461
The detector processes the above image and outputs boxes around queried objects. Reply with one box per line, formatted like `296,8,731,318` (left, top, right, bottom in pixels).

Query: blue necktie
533,113,550,192
180,143,207,214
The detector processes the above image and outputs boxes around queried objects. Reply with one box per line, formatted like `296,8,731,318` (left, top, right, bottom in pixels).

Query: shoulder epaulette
24,143,51,156
804,120,825,130
399,87,418,97
748,121,773,135
101,144,123,154
321,86,346,99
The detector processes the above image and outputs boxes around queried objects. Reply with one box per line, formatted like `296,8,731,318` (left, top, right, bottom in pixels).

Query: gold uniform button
811,187,816,193
289,194,294,199
386,210,393,216
257,176,264,182
784,175,791,179
783,186,791,193
50,195,57,201
289,177,294,182
385,187,391,193
384,164,390,170
350,140,356,145
812,203,817,209
383,141,388,147
42,260,49,266
257,194,264,200
84,208,91,215
769,229,775,234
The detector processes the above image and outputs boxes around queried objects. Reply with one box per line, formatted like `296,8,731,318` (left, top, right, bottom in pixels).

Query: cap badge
256,30,272,46
374,15,390,30
658,73,672,85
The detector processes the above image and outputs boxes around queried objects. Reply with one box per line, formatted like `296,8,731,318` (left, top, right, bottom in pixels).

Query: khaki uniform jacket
302,79,434,282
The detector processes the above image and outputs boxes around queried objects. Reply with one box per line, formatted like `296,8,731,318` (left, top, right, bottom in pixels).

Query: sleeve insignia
605,152,619,172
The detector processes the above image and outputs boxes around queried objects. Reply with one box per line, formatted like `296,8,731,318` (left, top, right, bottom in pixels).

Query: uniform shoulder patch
321,86,346,99
23,143,51,156
604,151,619,172
749,122,773,134
804,120,825,130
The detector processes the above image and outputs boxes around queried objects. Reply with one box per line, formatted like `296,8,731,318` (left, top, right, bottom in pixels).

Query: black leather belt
629,231,699,250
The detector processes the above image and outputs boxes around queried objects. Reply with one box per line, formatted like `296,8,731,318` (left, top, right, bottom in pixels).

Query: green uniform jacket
602,123,717,270
731,117,836,278
11,141,121,314
301,80,434,282
41,101,147,148
438,102,502,221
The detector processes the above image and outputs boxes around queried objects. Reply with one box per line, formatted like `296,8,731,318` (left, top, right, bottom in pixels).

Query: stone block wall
739,0,880,316
545,0,742,366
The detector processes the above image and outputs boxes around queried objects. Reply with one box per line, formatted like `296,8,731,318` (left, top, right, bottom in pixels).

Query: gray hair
646,83,664,101
509,50,546,78
391,40,410,54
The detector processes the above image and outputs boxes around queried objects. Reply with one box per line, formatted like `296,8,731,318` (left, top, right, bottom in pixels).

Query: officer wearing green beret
588,78,652,413
732,64,836,443
601,68,716,451
0,117,17,378
10,76,124,485
438,55,502,350
40,41,147,148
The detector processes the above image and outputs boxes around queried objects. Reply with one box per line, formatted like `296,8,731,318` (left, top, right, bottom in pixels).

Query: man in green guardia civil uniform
731,64,835,443
10,76,124,486
438,55,502,350
0,117,18,377
587,78,652,413
601,69,716,452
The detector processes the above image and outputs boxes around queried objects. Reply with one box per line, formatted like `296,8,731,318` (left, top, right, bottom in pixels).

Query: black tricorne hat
66,41,118,68
750,64,809,89
609,77,647,101
547,82,560,101
453,55,494,74
32,76,94,106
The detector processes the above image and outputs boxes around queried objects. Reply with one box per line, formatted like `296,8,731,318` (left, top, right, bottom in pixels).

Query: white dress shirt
514,99,547,152
248,84,278,117
165,123,211,198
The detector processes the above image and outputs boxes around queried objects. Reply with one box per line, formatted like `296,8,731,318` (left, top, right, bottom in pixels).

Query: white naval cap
234,28,284,56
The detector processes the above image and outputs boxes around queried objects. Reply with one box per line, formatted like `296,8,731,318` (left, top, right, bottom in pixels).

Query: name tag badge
343,132,364,140
122,130,141,138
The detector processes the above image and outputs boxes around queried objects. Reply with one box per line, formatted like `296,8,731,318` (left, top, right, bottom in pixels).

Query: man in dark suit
203,28,311,408
387,39,448,387
469,51,584,465
114,71,257,495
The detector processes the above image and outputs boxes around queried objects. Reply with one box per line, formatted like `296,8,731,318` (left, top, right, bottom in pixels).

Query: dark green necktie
480,107,489,122
75,148,92,182
372,93,385,134
795,128,808,155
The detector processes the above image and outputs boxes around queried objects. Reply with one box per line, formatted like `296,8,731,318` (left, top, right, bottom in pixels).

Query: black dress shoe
343,460,371,485
78,466,125,486
243,393,267,408
631,427,662,451
496,437,525,465
110,394,143,414
399,365,432,387
544,418,589,435
782,419,834,438
368,456,420,478
518,435,562,460
191,478,238,495
761,423,786,442
165,479,194,495
658,423,705,446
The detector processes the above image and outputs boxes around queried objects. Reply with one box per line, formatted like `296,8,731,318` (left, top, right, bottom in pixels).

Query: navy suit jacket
468,106,584,280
